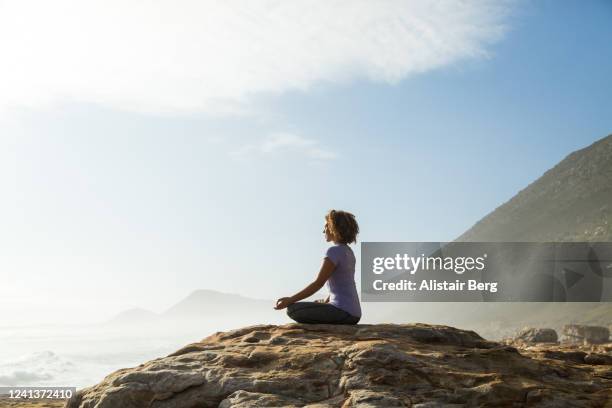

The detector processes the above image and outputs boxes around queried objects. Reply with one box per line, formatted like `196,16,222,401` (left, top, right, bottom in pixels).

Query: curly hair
325,209,359,244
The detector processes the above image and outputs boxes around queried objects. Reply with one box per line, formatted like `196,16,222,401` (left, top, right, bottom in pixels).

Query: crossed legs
287,301,360,325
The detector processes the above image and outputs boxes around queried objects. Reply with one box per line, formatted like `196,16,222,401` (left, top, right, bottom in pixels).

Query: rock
218,390,303,407
65,323,612,408
541,350,587,364
513,327,558,343
563,324,610,344
584,353,612,365
339,389,409,407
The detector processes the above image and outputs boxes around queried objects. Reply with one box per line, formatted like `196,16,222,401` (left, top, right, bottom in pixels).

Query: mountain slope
387,134,612,339
105,289,281,328
453,134,612,336
161,289,272,319
457,134,612,242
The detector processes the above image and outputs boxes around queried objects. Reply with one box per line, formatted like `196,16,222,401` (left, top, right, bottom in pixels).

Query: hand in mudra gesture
274,297,293,310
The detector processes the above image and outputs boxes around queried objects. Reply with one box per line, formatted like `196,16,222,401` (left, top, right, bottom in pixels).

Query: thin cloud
0,0,513,116
230,132,337,162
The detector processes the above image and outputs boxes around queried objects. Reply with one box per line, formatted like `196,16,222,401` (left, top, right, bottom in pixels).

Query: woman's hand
275,258,335,310
274,297,293,310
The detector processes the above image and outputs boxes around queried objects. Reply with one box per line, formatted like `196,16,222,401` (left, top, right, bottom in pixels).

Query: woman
274,209,362,324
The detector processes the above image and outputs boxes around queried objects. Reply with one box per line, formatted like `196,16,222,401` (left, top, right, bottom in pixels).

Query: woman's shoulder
326,243,350,253
326,243,354,258
325,244,341,255
325,244,349,264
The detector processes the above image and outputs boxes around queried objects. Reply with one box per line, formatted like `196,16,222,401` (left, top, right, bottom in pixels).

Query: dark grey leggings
287,301,360,325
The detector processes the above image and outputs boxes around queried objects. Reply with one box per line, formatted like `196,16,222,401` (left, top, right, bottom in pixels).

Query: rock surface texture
513,327,558,344
65,323,612,408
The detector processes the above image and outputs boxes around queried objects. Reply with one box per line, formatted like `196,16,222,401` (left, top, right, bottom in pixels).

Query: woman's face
323,222,333,242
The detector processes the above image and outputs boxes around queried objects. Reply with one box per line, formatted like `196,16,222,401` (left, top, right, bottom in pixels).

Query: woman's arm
274,257,336,310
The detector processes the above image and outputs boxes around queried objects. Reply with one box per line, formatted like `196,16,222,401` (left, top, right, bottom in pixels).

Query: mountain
105,289,285,332
386,134,612,339
161,289,273,320
457,134,612,242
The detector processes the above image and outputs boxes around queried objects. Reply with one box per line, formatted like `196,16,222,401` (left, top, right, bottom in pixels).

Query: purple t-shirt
325,244,362,318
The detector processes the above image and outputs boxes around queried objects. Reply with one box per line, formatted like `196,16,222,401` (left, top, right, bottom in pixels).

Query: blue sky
0,0,611,324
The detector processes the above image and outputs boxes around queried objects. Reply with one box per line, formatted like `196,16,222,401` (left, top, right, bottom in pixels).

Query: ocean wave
0,350,73,386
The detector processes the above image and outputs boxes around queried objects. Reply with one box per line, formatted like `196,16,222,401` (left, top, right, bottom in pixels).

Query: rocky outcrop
563,324,610,345
65,323,612,408
513,327,558,344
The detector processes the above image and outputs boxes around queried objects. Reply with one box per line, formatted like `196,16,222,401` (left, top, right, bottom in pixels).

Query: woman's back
326,243,361,318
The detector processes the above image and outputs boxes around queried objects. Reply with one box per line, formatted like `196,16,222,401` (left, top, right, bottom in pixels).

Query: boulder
563,324,610,344
513,327,558,343
65,323,612,408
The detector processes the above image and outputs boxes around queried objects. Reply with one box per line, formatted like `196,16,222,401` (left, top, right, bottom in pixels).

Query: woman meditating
274,209,362,324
